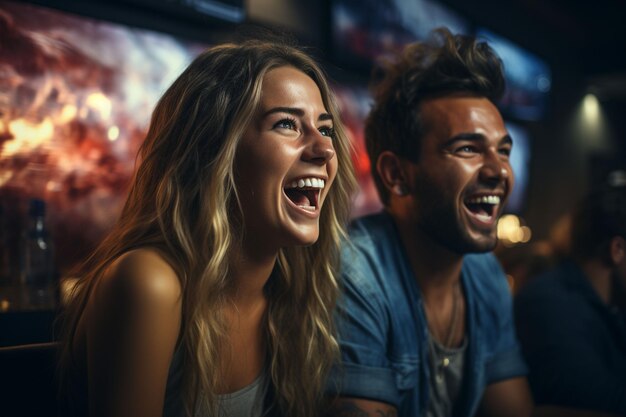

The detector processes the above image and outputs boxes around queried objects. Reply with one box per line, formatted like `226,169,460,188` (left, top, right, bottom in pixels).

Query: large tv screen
331,82,382,217
119,0,246,23
478,28,552,121
0,0,208,273
332,0,470,69
504,121,531,214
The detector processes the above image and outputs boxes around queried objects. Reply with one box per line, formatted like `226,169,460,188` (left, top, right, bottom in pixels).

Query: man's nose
480,149,510,183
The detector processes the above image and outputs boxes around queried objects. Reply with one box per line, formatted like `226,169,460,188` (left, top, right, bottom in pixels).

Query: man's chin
471,240,498,253
451,231,498,254
470,232,498,252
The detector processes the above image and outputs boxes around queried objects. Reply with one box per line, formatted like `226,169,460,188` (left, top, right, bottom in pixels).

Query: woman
58,40,356,417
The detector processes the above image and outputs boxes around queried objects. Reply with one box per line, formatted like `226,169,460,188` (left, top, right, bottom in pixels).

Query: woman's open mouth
284,177,325,212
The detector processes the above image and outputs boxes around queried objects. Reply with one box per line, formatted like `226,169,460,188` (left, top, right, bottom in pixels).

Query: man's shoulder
340,212,404,293
462,252,514,313
463,251,501,269
462,252,508,287
348,211,396,242
344,212,398,260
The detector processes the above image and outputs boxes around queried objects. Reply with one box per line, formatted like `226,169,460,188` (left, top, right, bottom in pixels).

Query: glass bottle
19,199,56,310
0,204,12,311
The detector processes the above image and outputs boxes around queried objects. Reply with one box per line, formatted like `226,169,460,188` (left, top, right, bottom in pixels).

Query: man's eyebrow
500,134,513,146
442,133,485,147
442,133,513,147
262,107,333,122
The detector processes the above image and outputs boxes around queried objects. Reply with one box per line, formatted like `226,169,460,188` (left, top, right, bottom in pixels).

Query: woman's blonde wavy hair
58,40,356,417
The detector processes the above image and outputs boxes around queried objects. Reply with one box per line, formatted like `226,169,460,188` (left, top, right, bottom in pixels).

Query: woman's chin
282,226,320,248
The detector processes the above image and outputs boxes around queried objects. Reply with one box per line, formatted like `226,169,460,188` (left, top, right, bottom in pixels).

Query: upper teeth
287,177,325,189
466,195,500,205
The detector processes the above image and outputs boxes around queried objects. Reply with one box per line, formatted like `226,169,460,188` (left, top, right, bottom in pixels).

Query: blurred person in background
495,242,555,293
326,29,533,417
515,182,626,416
58,39,356,417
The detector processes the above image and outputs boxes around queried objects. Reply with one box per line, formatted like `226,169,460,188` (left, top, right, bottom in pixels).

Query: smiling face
234,66,338,252
405,95,514,254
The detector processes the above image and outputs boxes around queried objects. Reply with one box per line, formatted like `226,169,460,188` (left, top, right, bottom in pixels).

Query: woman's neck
227,243,277,306
220,247,271,394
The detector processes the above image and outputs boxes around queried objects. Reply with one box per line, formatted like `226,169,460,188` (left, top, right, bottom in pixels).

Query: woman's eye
499,147,512,157
274,119,297,130
319,126,334,138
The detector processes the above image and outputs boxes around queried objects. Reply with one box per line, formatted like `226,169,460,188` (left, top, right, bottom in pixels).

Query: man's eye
319,126,335,138
499,147,512,157
274,118,297,130
456,145,477,154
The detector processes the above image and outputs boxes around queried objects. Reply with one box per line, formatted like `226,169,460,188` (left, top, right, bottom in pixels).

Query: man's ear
609,236,626,266
377,151,409,197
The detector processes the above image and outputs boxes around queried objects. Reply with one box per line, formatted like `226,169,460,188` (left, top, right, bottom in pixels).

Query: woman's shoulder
96,247,183,311
68,249,184,416
77,248,184,356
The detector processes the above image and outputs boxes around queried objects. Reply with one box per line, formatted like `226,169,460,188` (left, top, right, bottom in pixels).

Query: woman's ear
376,151,409,197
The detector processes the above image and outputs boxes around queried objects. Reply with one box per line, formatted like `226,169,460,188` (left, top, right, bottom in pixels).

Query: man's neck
391,213,464,302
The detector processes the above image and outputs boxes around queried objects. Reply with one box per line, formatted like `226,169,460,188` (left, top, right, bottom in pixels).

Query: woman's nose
303,130,335,165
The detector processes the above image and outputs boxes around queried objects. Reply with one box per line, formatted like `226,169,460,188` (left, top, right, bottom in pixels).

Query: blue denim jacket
329,212,528,416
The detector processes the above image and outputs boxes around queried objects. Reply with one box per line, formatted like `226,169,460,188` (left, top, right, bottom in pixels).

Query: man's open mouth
284,177,325,212
464,195,501,224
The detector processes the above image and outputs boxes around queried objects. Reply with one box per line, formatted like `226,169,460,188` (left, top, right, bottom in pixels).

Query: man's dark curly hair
365,28,506,205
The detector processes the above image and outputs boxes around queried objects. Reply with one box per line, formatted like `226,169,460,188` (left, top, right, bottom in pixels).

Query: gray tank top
425,336,467,417
163,347,269,417
217,373,267,417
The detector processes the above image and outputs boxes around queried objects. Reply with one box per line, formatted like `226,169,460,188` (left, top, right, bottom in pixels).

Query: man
327,30,533,417
515,183,626,416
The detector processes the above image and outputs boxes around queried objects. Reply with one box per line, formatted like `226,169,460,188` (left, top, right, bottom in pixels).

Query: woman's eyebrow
262,107,304,118
262,107,333,123
318,113,333,123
